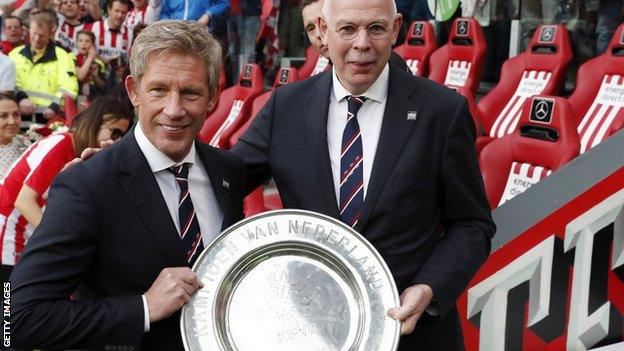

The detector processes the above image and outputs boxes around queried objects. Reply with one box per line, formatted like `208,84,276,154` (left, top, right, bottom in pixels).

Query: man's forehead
326,1,393,24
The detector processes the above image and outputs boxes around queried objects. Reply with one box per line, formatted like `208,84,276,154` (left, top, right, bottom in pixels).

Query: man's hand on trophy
144,267,204,323
387,284,434,335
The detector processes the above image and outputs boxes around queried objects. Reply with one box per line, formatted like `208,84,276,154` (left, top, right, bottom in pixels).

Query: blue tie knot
347,96,367,115
169,163,191,180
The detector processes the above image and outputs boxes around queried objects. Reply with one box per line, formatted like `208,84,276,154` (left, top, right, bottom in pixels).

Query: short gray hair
130,20,222,98
322,0,397,22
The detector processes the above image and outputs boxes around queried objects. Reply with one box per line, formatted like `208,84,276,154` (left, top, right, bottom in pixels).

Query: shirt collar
331,63,389,103
134,123,196,173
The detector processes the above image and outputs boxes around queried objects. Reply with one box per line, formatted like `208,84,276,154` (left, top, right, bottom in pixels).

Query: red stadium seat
480,96,579,208
428,18,487,99
230,67,298,217
229,66,299,147
568,23,624,154
477,25,573,152
393,21,436,76
198,63,264,149
297,46,331,79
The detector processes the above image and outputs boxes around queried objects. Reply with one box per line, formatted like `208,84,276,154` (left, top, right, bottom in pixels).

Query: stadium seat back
480,96,579,208
393,21,436,76
568,23,624,154
229,67,300,147
477,25,573,143
298,46,331,79
428,18,487,98
198,63,264,149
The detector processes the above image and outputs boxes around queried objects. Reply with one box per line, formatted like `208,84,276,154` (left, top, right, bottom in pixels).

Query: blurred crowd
0,0,622,178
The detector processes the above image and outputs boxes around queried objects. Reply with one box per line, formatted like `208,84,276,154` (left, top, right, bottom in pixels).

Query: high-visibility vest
9,43,78,112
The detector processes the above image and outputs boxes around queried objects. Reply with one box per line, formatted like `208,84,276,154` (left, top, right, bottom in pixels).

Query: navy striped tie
340,96,367,227
169,163,204,266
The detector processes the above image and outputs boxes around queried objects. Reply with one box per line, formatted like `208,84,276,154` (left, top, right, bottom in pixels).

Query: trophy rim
180,209,400,351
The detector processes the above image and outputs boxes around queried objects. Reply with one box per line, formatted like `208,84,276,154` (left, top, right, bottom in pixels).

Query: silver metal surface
181,209,400,351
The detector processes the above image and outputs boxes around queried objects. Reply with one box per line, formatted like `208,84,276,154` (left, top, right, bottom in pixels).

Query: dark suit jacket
232,65,496,349
9,131,245,350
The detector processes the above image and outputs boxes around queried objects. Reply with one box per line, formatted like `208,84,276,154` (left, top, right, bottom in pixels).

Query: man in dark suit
9,21,245,350
231,0,495,348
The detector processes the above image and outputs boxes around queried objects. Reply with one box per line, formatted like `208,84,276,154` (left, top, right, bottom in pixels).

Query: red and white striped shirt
91,19,133,61
0,133,75,265
55,20,91,53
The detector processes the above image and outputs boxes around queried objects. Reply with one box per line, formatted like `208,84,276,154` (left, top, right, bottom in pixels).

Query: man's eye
338,26,357,36
369,24,387,35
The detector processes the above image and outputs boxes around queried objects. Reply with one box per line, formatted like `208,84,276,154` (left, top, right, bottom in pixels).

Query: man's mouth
160,124,186,132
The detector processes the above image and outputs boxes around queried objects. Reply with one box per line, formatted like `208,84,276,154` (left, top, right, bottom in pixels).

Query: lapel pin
222,180,230,189
407,111,418,121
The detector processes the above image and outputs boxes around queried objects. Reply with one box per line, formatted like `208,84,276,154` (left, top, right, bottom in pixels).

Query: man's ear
125,75,140,108
319,16,329,47
391,13,403,46
207,88,219,112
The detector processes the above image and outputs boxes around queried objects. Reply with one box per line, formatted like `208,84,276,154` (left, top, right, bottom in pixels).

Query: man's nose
163,93,185,118
352,28,372,50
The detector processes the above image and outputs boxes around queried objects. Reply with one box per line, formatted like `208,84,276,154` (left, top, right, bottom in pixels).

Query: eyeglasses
331,23,391,41
103,125,126,140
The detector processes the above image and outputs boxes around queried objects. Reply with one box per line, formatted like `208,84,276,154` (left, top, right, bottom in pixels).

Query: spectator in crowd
91,0,132,62
302,0,328,57
0,94,29,180
13,0,58,26
78,0,101,22
124,0,161,29
9,10,78,122
0,95,132,284
0,51,16,93
160,0,230,56
9,20,245,350
232,0,494,350
1,15,25,55
227,0,261,82
278,0,304,57
74,29,106,101
55,0,88,52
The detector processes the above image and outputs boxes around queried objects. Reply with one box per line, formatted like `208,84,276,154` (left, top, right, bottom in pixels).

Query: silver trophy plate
181,209,400,351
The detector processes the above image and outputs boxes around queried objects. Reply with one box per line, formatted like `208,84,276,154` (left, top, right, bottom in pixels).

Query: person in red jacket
0,96,132,282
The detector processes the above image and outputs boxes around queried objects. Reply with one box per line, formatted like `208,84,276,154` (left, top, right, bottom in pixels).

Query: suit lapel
356,67,420,232
303,72,341,219
118,131,188,267
195,143,233,230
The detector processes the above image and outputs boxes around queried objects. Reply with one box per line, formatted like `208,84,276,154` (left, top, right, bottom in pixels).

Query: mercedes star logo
534,100,550,120
414,24,423,36
542,27,554,41
458,21,468,35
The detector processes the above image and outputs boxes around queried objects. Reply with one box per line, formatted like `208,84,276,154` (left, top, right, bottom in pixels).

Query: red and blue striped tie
340,96,367,227
169,163,204,266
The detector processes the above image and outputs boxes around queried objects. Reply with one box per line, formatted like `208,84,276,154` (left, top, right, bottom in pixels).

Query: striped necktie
340,96,367,227
168,163,204,266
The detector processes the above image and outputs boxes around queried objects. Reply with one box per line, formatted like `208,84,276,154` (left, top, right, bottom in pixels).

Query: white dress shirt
327,64,389,205
134,123,224,332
